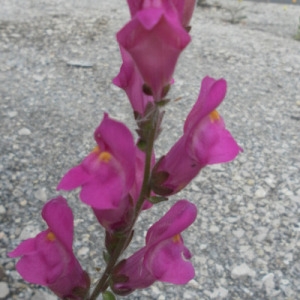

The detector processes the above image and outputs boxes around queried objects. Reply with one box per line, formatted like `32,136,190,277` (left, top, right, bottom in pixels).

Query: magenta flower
127,0,196,28
126,0,177,18
92,194,134,233
152,76,241,195
117,2,191,101
112,200,197,295
57,113,136,210
113,46,154,115
8,197,89,299
93,146,155,232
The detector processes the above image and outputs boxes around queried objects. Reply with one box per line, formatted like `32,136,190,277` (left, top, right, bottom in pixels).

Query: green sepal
151,170,169,185
68,271,91,299
185,25,191,32
103,250,110,263
148,196,168,204
102,290,116,300
142,83,153,95
161,84,171,98
133,110,141,120
151,185,173,196
156,98,170,107
122,230,134,250
137,139,147,151
110,269,132,296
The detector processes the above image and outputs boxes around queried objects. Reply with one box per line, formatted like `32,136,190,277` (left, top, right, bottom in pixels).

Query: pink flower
57,113,136,210
117,2,191,101
92,195,134,233
93,147,154,232
112,200,197,295
127,0,196,28
152,76,241,195
8,197,89,299
113,46,154,115
126,0,176,18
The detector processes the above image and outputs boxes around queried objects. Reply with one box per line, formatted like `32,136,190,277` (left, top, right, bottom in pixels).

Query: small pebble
0,206,6,214
34,188,47,202
77,247,89,256
0,282,9,299
231,263,256,279
18,128,31,136
7,111,18,118
255,187,267,198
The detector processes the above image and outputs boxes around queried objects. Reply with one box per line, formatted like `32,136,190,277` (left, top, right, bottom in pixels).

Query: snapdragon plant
9,1,241,299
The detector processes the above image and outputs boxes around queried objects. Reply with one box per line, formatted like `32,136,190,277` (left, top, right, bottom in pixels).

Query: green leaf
102,291,116,300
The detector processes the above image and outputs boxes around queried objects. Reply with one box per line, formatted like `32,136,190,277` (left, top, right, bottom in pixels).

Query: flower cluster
9,1,241,299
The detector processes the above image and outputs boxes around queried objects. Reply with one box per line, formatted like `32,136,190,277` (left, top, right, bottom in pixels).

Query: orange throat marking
99,151,112,163
209,110,220,122
47,232,56,242
172,234,181,244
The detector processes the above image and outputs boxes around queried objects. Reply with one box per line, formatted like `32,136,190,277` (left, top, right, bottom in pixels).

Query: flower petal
184,77,227,133
146,200,197,246
8,238,36,258
146,238,195,284
42,196,74,252
94,114,136,191
57,165,92,191
189,115,241,165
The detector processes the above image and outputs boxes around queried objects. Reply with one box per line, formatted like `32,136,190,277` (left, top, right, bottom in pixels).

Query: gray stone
231,263,256,279
0,206,6,215
19,225,40,240
262,273,275,296
7,111,18,118
18,127,31,135
34,188,47,202
32,291,57,300
233,228,245,238
210,287,229,299
255,187,267,199
0,282,9,299
77,247,89,257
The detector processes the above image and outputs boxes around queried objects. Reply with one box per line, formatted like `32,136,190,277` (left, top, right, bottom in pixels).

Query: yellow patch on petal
99,151,112,163
209,110,220,122
172,234,181,244
47,232,56,242
92,146,101,153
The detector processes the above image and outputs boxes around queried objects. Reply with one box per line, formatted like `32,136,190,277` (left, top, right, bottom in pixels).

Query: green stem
134,107,158,215
88,106,159,300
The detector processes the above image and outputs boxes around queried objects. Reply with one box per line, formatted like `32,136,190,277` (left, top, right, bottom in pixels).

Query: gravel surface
1,0,300,299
